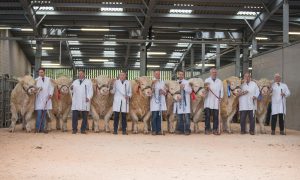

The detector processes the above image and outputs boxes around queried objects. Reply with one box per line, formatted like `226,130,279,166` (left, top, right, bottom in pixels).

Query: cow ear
135,77,140,84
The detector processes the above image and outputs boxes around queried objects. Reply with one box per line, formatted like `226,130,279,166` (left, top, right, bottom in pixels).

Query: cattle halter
22,85,36,95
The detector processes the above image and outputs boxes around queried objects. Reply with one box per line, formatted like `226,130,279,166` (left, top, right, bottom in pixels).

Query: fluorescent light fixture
101,2,123,12
289,32,300,35
0,27,11,30
89,59,109,62
68,41,80,45
248,67,253,70
244,6,263,9
104,50,115,56
33,47,53,50
104,41,117,45
170,52,183,58
41,62,60,66
170,4,193,14
177,43,189,47
256,37,268,40
81,28,110,31
70,50,82,55
237,11,259,16
33,6,54,11
147,65,160,68
196,64,215,67
148,52,167,55
21,28,33,31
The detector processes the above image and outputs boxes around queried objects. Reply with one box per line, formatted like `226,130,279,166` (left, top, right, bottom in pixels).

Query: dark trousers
177,113,191,133
151,111,162,133
265,103,272,125
204,108,219,131
113,111,127,133
72,110,88,132
240,110,255,133
271,114,284,132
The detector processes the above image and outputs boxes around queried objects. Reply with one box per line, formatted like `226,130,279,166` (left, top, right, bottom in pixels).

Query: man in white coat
35,68,54,133
174,70,192,135
71,70,93,134
271,73,291,135
150,70,167,135
204,68,224,135
111,71,132,135
238,72,259,135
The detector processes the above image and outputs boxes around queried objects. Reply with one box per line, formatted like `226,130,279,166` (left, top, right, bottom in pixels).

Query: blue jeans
72,110,88,132
113,111,127,133
151,111,162,133
177,113,191,133
204,108,219,131
36,110,47,131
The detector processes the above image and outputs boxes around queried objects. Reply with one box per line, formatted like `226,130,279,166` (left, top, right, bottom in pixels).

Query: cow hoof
143,131,149,134
105,130,111,133
94,130,100,133
62,129,67,132
56,127,61,130
26,130,31,133
22,127,26,131
133,131,138,134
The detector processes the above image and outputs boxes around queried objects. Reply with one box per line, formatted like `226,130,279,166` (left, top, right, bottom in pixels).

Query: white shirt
204,77,224,110
271,82,290,115
173,79,192,114
150,80,167,111
239,81,260,111
71,78,93,111
111,79,132,113
35,76,54,110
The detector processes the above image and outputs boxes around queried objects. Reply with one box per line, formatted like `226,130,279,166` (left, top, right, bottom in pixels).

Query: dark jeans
271,114,284,132
177,113,191,133
72,110,88,132
113,111,127,133
240,110,255,133
265,102,272,125
36,110,47,131
152,111,162,133
204,108,219,131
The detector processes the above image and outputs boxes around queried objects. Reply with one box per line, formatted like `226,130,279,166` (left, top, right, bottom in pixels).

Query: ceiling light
148,52,167,55
196,64,215,67
41,62,60,66
33,6,54,11
89,59,109,62
248,67,253,70
256,37,268,40
0,27,11,30
289,32,300,35
21,28,33,31
177,43,189,47
33,47,53,50
170,4,193,14
147,65,160,68
237,11,259,16
101,2,123,12
81,28,110,31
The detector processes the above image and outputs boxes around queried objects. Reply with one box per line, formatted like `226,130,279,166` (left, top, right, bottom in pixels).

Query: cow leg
143,111,151,134
104,108,113,132
258,113,266,134
9,104,18,133
25,112,34,133
168,113,176,133
130,112,139,134
61,111,69,132
226,112,235,134
193,109,203,133
90,107,100,133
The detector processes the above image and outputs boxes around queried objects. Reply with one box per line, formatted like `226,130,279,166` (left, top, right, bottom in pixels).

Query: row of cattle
9,75,272,134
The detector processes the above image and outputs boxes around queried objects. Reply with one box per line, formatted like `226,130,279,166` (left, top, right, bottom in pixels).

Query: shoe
184,131,191,135
205,130,211,135
43,130,48,134
122,132,128,135
81,131,86,134
175,130,183,135
271,131,275,135
157,131,165,135
151,132,156,136
213,130,220,135
280,131,286,135
241,131,246,135
72,130,77,134
250,131,255,135
113,131,118,135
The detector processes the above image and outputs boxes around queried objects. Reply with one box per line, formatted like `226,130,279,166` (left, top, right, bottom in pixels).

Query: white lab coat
71,79,93,111
35,76,54,110
239,81,260,111
271,82,290,115
111,79,132,113
173,79,192,114
150,80,167,111
204,77,224,110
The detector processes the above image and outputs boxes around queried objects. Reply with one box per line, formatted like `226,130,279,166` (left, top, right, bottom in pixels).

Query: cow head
55,76,72,95
189,78,206,98
255,78,272,97
135,76,152,97
225,76,242,96
165,80,182,102
94,75,111,96
18,75,38,95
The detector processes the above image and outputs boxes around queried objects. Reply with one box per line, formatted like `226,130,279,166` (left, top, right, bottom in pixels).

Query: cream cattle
10,75,39,132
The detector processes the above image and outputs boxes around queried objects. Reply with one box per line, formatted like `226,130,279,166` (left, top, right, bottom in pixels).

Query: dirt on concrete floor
0,120,300,180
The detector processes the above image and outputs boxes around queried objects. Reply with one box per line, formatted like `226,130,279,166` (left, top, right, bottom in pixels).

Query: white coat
173,79,192,114
204,77,224,110
111,79,132,113
71,78,93,111
239,81,260,111
150,80,167,111
271,82,290,115
35,76,54,110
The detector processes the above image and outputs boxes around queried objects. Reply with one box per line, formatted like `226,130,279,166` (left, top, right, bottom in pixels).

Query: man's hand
86,98,89,102
252,96,257,100
70,85,73,90
180,84,185,90
159,89,166,96
281,92,286,97
125,96,130,101
48,95,52,99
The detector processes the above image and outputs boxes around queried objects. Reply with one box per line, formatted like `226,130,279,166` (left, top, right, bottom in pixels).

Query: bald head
274,73,281,83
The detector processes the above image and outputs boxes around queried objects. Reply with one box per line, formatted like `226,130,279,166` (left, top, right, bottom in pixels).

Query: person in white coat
111,72,132,135
204,68,224,135
238,72,259,135
71,70,93,134
271,73,291,135
35,68,54,133
174,70,192,135
150,70,167,135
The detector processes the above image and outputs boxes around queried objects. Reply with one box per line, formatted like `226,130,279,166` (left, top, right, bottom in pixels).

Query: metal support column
190,47,194,77
140,45,147,76
201,43,205,74
34,40,42,78
283,0,289,45
216,44,220,69
242,46,249,74
235,46,241,77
